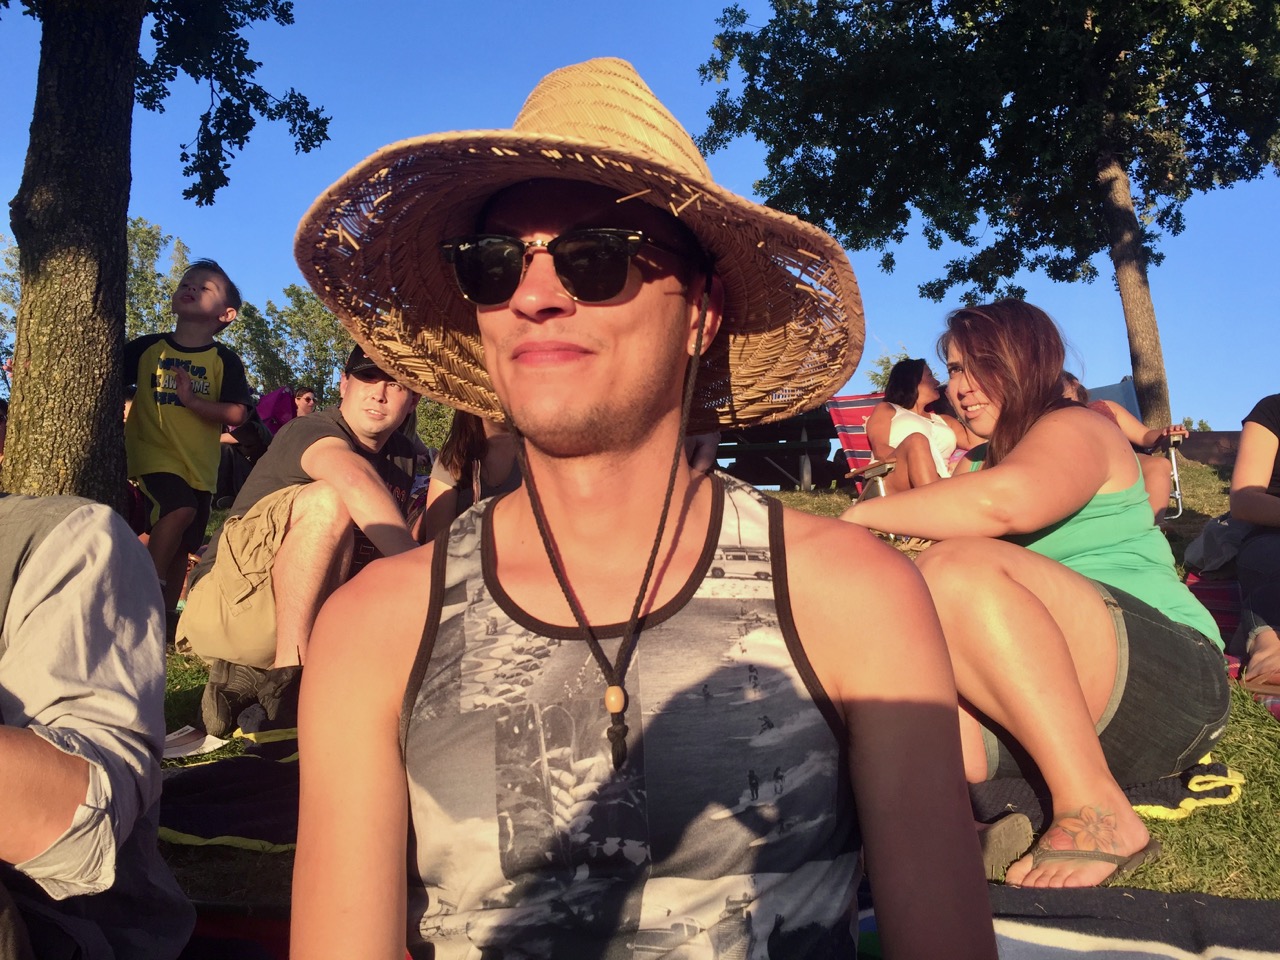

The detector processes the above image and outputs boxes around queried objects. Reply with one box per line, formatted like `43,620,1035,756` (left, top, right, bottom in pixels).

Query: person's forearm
1231,489,1280,527
842,472,1022,540
344,479,418,557
183,394,248,426
0,727,90,864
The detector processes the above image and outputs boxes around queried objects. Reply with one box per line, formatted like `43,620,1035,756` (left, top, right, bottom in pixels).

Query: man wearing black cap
177,345,418,735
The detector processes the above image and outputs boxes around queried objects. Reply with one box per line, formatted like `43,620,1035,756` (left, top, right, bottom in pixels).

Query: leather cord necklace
513,293,709,771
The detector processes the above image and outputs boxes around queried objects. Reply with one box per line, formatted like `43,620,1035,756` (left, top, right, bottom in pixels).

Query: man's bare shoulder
779,505,920,590
309,542,435,688
778,507,940,699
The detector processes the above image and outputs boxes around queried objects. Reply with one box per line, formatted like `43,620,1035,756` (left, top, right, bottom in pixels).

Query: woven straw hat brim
295,76,863,433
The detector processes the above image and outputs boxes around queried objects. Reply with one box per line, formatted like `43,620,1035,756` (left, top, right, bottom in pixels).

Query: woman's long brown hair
939,300,1072,467
437,409,488,482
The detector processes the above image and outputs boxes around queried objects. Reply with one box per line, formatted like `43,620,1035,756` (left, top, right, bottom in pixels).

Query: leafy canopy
700,0,1280,302
2,0,331,206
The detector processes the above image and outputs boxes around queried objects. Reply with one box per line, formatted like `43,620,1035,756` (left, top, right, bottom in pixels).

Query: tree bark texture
3,0,147,507
1095,152,1174,429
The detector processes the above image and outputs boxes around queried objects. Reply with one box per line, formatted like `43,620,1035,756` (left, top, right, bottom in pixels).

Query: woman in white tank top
866,358,975,493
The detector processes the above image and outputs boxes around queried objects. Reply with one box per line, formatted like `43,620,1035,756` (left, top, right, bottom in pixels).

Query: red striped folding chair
826,393,895,500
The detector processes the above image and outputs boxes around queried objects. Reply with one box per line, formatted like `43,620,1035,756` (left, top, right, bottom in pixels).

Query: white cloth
887,404,956,476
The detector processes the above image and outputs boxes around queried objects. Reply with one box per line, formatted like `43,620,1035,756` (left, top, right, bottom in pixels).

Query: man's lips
511,340,593,364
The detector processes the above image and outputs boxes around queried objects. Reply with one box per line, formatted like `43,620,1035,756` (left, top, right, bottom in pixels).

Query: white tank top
888,404,957,476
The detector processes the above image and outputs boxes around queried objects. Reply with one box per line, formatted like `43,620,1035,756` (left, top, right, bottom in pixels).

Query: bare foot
1004,802,1151,888
1244,628,1280,690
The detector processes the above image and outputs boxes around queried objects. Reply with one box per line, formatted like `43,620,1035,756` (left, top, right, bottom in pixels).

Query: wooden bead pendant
604,685,627,714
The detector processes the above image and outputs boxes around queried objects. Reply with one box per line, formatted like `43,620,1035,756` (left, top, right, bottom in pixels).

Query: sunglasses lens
551,231,635,303
449,236,525,306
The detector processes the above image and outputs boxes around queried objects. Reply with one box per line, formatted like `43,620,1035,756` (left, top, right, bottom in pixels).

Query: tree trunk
1095,151,1173,428
3,0,146,507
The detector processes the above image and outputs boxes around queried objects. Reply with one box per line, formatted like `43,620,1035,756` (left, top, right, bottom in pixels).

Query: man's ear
338,372,349,400
218,307,238,326
687,273,725,357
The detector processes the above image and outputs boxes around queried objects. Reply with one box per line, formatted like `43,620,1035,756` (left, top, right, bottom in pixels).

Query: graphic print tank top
400,475,861,959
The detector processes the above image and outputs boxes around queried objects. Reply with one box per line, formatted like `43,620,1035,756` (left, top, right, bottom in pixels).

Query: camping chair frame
826,394,897,501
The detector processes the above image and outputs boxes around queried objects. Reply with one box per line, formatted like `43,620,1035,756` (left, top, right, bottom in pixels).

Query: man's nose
509,246,574,320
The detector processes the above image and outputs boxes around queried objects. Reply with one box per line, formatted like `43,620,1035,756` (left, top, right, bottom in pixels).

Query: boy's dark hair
184,258,242,312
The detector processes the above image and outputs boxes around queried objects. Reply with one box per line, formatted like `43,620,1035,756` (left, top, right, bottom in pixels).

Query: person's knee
158,505,197,527
290,481,353,534
915,540,991,606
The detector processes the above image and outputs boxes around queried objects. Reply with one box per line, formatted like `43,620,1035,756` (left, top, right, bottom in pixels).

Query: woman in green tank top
842,300,1228,890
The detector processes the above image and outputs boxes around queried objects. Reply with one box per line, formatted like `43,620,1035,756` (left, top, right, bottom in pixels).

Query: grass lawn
163,457,1280,903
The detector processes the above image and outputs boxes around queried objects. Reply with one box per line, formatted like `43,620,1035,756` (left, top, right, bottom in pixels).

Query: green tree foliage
416,398,454,451
125,217,190,339
700,0,1280,427
1181,417,1214,432
223,300,293,395
866,349,911,393
0,0,329,503
265,285,350,407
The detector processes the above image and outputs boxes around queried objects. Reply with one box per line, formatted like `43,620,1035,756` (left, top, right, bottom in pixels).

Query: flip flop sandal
1028,838,1162,885
979,813,1034,881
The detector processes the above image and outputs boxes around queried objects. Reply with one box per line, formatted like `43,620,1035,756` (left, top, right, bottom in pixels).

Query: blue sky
1,1,1275,430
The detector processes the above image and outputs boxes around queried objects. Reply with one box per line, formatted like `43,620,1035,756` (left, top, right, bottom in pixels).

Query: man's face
473,180,719,458
173,268,236,325
338,369,417,450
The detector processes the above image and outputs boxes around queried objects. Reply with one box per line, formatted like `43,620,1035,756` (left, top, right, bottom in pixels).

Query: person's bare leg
271,482,354,668
918,539,1151,887
885,432,944,494
162,547,190,613
147,507,195,598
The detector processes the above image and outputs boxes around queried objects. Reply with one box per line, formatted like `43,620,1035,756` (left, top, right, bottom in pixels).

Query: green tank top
1007,473,1221,646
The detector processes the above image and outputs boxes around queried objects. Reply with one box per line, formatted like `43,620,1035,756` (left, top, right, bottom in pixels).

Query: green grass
164,457,1280,903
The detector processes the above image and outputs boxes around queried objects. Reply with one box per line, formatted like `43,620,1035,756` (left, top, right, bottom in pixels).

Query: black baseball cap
343,344,386,377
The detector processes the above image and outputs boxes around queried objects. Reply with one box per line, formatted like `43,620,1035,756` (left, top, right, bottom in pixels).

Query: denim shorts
982,581,1231,786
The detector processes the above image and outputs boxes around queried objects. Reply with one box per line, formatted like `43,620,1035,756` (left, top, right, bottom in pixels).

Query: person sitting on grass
1061,372,1188,520
863,358,975,493
176,345,419,736
842,300,1229,888
413,409,520,543
0,494,193,958
1229,391,1280,695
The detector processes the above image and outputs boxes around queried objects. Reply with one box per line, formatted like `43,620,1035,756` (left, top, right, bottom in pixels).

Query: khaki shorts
176,484,304,668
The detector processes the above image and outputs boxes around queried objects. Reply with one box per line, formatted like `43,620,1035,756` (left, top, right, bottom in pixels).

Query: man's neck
490,426,713,626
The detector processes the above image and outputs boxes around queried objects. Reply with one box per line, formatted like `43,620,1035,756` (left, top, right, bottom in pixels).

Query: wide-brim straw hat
295,57,863,432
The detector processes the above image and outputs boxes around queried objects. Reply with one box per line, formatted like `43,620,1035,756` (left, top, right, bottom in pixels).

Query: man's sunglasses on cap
440,228,693,307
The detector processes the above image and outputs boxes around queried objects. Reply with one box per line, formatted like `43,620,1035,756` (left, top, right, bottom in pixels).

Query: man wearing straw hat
290,59,995,959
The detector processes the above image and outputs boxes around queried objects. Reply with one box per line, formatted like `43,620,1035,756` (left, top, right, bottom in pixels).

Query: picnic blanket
160,731,299,852
990,884,1280,958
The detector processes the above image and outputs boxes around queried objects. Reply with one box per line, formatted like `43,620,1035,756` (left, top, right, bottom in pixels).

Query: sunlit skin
945,345,1002,439
476,180,708,460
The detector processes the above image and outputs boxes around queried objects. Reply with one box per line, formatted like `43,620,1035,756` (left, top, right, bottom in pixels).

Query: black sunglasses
440,228,693,307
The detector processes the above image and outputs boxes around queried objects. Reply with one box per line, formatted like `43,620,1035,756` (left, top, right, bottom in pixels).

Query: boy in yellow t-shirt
125,259,253,612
